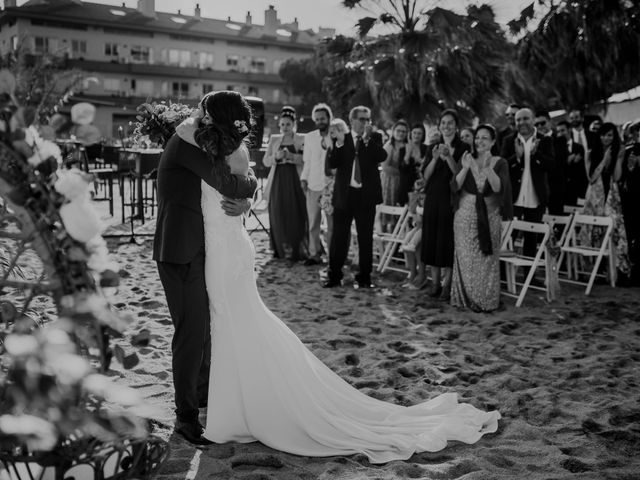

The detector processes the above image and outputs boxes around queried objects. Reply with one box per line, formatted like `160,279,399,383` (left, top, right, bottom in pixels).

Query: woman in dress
451,125,513,312
581,122,630,278
460,127,475,149
421,109,469,301
179,90,500,463
400,123,426,206
380,120,408,231
263,106,308,261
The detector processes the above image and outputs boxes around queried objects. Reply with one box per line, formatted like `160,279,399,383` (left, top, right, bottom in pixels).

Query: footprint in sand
230,453,284,470
387,341,416,354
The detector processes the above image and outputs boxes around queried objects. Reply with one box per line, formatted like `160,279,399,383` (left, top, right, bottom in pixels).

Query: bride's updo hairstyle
194,91,254,172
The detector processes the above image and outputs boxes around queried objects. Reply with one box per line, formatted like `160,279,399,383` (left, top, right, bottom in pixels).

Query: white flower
0,414,58,451
159,110,181,123
46,353,91,385
4,334,39,357
82,373,112,398
234,120,249,133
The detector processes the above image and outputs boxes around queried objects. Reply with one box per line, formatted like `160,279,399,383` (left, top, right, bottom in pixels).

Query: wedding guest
451,125,513,312
569,109,595,167
496,103,519,152
620,120,640,284
69,102,101,146
421,109,469,300
320,118,349,259
589,117,603,133
581,122,630,277
460,127,474,148
556,120,587,207
535,110,563,214
301,103,333,265
501,107,553,257
263,106,308,261
426,126,442,145
323,106,386,289
381,119,408,213
401,177,426,289
400,123,427,206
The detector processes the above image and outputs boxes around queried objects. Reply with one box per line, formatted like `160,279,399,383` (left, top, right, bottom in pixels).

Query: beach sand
104,231,640,480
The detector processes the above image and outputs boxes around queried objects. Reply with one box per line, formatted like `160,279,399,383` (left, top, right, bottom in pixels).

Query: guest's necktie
354,135,364,184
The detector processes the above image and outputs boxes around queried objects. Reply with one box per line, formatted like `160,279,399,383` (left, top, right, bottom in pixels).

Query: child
402,178,427,289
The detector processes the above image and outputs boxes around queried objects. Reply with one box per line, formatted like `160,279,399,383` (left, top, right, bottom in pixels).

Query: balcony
66,59,285,85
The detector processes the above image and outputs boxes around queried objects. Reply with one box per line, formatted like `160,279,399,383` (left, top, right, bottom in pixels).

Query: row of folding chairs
500,212,616,307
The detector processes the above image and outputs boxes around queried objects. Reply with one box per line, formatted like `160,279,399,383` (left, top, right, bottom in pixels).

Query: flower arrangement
0,69,168,476
132,101,194,148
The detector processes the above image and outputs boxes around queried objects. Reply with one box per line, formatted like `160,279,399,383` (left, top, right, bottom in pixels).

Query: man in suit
568,109,595,168
154,112,257,445
323,106,386,289
556,120,586,208
535,110,563,215
496,103,519,152
500,107,554,257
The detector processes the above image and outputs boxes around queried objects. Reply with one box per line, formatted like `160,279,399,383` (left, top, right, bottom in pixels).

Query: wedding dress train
201,181,500,464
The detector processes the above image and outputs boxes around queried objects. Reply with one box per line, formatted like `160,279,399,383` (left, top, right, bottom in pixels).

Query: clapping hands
461,151,473,169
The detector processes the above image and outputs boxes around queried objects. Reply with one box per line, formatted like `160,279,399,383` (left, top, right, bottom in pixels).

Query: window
248,86,259,96
172,82,189,97
71,40,86,56
34,36,50,54
11,36,18,51
168,49,191,67
104,78,121,92
273,59,283,73
130,45,150,63
226,85,235,91
202,83,214,96
226,54,239,70
250,58,266,73
135,80,154,96
197,51,214,69
105,42,118,56
272,89,280,103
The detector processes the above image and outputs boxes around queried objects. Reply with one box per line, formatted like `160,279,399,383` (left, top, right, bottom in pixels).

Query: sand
103,230,640,480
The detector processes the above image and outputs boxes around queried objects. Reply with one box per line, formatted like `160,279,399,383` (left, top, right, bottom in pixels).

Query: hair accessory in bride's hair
234,119,249,133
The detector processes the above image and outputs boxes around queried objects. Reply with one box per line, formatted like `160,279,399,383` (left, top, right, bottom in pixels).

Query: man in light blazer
323,106,387,289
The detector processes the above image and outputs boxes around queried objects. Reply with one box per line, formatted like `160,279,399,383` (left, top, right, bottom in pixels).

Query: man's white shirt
514,132,540,209
301,129,328,192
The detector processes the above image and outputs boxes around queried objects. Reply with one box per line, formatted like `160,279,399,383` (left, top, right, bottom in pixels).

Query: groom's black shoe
174,419,213,446
322,279,342,288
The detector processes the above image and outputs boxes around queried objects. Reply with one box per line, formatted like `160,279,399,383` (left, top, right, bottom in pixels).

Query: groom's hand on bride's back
221,197,251,216
211,164,258,200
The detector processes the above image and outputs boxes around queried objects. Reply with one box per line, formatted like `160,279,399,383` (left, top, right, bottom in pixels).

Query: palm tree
342,0,436,36
510,0,640,110
331,4,514,124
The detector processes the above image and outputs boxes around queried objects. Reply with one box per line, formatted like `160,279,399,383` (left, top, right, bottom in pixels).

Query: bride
175,91,500,464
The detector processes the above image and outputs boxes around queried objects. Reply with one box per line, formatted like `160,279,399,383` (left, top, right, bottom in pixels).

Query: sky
16,0,534,35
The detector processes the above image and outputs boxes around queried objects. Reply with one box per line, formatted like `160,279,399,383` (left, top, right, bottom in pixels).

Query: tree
0,38,85,125
278,57,327,114
510,0,640,110
342,0,436,36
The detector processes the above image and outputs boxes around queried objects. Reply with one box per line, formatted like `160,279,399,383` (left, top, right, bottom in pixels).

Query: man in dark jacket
500,107,554,257
154,130,257,445
323,106,386,289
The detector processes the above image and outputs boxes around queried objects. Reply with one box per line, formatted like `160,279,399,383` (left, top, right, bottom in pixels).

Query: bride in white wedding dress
187,92,499,464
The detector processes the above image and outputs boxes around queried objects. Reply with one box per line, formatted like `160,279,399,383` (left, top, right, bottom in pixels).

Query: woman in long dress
581,122,630,277
184,91,500,464
263,106,308,261
380,120,408,231
421,110,469,301
451,125,513,312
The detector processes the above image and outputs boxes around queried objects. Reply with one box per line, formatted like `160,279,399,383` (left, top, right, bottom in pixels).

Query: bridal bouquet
132,100,194,147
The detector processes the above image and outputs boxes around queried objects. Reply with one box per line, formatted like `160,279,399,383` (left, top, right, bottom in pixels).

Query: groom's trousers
157,246,211,423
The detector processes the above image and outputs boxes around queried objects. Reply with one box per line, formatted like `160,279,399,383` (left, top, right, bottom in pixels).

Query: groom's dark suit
154,134,257,425
327,131,386,285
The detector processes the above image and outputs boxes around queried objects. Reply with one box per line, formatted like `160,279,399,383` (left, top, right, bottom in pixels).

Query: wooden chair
557,214,615,294
500,220,551,307
371,205,409,272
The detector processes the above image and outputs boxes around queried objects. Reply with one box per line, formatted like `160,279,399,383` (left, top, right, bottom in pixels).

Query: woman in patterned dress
450,125,513,312
380,120,408,231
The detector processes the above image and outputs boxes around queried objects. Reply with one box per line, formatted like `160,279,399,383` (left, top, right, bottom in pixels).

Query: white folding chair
500,220,551,307
557,214,615,294
543,213,574,278
563,205,581,214
500,220,512,246
373,205,409,272
246,185,270,236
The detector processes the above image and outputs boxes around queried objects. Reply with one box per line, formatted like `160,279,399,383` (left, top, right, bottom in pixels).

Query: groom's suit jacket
153,134,257,264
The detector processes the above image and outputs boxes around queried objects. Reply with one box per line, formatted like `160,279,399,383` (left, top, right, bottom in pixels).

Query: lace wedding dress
200,181,500,464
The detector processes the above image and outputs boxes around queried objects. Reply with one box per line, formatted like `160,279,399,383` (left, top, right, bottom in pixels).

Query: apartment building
0,0,333,136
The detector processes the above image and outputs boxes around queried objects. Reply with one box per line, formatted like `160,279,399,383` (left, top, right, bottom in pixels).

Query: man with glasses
535,110,562,214
323,106,386,289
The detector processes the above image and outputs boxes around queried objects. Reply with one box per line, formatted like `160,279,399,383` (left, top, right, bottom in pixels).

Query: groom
154,116,257,445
